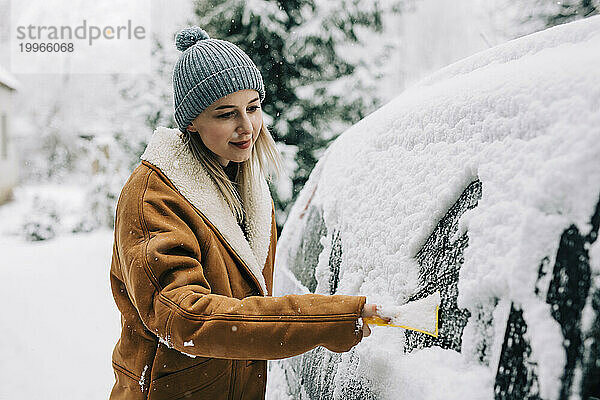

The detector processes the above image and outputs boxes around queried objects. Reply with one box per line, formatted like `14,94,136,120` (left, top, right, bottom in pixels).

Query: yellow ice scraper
363,291,440,337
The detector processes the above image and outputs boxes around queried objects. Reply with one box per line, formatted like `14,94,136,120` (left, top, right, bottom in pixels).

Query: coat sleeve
115,169,366,361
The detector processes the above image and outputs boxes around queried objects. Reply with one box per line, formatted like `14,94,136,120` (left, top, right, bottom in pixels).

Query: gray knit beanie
172,27,265,132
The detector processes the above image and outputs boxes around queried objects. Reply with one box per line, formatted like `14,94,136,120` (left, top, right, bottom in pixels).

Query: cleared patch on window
405,179,482,353
329,230,342,295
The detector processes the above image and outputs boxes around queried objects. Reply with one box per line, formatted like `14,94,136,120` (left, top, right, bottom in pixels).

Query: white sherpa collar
140,126,272,295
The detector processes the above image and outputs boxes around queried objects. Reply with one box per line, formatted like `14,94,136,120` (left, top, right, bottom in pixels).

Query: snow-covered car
269,16,600,400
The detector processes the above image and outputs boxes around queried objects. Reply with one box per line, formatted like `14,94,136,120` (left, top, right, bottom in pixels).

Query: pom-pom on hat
172,26,265,132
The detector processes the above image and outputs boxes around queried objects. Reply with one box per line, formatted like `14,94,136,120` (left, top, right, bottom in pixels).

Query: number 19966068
19,42,74,52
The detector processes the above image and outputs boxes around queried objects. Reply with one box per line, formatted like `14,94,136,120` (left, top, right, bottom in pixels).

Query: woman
109,27,387,399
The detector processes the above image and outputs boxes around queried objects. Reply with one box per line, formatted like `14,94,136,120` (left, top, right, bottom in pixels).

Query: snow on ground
0,185,90,239
274,16,600,400
0,201,120,398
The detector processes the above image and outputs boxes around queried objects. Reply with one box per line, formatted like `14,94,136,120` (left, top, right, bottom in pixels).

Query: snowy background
0,0,598,398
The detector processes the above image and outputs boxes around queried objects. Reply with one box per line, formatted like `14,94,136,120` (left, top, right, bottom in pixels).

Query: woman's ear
187,123,197,132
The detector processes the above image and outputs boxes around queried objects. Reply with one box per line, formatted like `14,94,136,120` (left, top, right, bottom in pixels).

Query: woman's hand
360,303,390,338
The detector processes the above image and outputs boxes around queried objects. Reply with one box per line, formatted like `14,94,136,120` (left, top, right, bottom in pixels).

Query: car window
494,196,600,399
285,346,377,399
494,195,600,399
284,203,377,398
288,205,327,293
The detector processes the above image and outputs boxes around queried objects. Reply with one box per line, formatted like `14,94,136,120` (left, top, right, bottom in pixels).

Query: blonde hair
182,123,283,223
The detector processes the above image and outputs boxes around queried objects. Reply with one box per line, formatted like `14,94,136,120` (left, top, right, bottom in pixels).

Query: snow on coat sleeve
114,166,366,360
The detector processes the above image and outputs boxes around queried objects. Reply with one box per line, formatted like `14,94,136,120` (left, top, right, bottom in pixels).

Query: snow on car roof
276,15,600,400
420,14,600,89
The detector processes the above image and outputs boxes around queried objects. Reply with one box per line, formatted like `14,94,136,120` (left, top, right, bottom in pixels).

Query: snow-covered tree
112,37,179,171
492,0,600,39
529,0,599,28
73,36,182,230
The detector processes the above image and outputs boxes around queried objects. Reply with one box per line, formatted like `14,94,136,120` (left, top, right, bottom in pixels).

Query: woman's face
187,89,262,166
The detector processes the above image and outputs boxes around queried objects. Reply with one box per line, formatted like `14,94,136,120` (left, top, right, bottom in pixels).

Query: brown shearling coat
109,127,366,400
